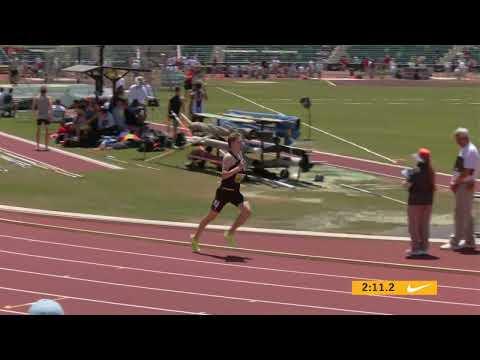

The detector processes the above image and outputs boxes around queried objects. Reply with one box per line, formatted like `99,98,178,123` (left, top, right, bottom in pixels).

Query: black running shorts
211,187,244,213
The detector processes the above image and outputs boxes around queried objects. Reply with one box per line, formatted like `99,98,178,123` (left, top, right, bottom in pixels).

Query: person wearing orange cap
402,148,436,257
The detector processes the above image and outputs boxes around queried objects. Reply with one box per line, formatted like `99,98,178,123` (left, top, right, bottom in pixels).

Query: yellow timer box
352,280,437,296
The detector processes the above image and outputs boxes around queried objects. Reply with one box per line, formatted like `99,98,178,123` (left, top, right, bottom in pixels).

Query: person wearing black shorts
190,132,252,252
167,86,184,139
32,86,52,151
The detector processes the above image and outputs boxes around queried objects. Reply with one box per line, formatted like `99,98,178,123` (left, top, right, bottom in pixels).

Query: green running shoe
224,231,237,248
190,234,200,252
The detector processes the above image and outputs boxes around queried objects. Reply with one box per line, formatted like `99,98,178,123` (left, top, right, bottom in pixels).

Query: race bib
235,173,245,183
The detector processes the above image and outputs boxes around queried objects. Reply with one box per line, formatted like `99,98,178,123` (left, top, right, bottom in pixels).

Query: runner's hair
227,132,242,147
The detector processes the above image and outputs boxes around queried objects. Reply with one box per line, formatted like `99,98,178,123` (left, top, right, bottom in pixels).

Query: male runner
190,132,252,252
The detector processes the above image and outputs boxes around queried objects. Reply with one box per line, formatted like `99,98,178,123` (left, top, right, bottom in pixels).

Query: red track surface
0,210,478,315
0,133,109,172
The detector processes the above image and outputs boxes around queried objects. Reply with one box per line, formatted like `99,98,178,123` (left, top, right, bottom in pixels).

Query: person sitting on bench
1,88,16,117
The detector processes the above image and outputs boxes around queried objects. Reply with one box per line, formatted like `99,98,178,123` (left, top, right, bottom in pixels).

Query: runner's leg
44,124,49,150
228,201,251,235
35,124,41,150
193,210,219,240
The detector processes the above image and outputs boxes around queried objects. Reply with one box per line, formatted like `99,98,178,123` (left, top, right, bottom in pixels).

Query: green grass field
0,78,478,236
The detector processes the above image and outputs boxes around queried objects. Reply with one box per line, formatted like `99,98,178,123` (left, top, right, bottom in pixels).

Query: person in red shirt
184,68,194,94
362,57,369,73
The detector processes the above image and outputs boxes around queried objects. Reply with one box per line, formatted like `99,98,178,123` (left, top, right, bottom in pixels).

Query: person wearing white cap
441,128,479,250
28,299,64,315
127,76,149,106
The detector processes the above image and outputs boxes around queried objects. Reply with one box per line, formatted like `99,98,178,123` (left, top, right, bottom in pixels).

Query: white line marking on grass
0,233,472,291
324,80,337,87
0,266,390,315
0,131,123,170
344,102,372,105
216,87,397,164
0,285,202,315
216,87,284,115
387,103,409,105
304,123,397,163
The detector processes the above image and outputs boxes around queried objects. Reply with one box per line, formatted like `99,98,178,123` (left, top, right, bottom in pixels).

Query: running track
0,132,120,172
0,210,478,315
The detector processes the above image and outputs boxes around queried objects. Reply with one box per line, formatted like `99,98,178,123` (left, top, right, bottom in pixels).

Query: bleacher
0,48,9,64
461,45,480,62
222,45,335,64
181,45,214,64
346,45,453,65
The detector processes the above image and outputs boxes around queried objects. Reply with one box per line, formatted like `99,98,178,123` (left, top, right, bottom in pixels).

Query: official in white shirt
116,77,125,90
442,128,479,250
127,76,149,105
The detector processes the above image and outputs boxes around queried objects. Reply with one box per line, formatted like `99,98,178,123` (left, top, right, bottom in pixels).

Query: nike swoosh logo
407,284,431,293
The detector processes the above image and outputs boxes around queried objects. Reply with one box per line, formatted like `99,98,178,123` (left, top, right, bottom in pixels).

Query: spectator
126,99,147,129
403,148,436,257
73,105,90,141
9,55,19,84
340,55,349,71
0,87,4,110
128,76,149,105
97,105,117,136
32,86,52,151
315,60,324,78
1,88,16,117
112,98,128,131
442,128,479,251
189,81,208,121
362,57,369,73
52,99,66,123
167,86,185,138
116,77,126,91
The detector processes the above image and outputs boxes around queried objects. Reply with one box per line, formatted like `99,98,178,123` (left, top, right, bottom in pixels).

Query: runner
32,85,52,151
190,132,252,252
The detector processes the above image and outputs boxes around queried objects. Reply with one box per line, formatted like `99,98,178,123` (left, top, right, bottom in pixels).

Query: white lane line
312,150,460,180
0,308,28,315
0,131,123,170
1,250,478,311
0,233,475,292
0,266,389,315
0,285,204,315
2,216,472,274
216,86,397,164
0,204,448,241
4,296,68,310
216,87,284,115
